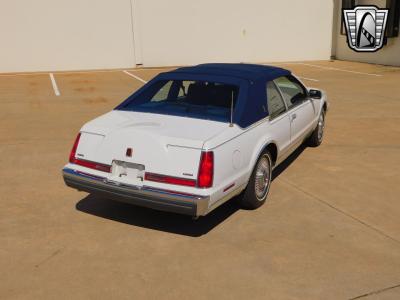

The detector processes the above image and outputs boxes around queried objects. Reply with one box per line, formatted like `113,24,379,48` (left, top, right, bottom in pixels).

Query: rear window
117,80,239,122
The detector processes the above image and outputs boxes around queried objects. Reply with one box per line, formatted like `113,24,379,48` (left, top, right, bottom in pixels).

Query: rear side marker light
69,132,111,173
223,183,235,192
145,172,196,187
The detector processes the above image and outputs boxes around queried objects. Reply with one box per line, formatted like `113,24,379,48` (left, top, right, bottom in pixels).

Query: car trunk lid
74,110,227,181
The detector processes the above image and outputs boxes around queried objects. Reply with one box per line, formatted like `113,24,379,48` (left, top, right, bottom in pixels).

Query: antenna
229,90,234,127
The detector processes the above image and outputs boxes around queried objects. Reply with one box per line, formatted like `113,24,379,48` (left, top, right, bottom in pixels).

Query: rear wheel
239,150,272,209
307,110,325,147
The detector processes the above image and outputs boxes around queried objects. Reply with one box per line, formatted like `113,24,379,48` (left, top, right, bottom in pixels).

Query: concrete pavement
1,61,400,299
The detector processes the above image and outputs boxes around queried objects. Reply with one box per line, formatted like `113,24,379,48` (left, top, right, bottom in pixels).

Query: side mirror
309,89,322,99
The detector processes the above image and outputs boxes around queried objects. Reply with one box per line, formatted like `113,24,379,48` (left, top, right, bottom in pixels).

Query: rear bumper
62,167,210,216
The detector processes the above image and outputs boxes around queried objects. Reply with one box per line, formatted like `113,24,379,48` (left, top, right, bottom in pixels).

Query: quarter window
266,81,286,119
274,75,308,109
150,81,173,102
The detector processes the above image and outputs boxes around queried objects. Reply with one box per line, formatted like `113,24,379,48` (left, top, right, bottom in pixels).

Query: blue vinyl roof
171,63,290,82
116,64,292,128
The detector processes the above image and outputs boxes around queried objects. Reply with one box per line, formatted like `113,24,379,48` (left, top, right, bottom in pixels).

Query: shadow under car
75,144,306,237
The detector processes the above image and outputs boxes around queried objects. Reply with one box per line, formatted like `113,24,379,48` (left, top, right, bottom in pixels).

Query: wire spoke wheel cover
254,154,271,200
317,113,325,142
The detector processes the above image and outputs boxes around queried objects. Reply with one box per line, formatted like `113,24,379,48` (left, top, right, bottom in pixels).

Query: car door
274,75,315,147
266,81,291,160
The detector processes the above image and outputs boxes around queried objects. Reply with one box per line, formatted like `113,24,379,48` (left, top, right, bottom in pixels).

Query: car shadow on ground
272,144,306,181
76,144,306,237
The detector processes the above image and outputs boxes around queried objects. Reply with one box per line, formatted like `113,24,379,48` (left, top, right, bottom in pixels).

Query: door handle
291,114,297,121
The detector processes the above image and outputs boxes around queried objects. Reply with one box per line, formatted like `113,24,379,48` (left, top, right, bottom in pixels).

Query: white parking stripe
123,70,148,83
297,76,319,82
293,62,383,77
49,73,60,96
264,63,319,81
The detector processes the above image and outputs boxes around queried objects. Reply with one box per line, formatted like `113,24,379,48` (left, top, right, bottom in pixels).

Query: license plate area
110,160,145,185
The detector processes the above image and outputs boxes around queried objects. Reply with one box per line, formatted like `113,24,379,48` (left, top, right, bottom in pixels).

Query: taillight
69,133,81,163
197,151,214,188
145,172,196,187
68,132,111,173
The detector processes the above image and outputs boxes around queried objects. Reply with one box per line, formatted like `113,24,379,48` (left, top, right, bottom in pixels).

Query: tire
307,109,326,147
238,150,273,210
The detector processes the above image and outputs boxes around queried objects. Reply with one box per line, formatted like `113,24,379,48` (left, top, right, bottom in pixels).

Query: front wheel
307,110,325,147
238,150,272,210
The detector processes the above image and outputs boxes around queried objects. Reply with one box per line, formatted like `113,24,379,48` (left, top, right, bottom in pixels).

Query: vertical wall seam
129,0,137,67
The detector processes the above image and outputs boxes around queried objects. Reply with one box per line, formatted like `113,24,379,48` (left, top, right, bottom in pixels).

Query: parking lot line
123,70,148,83
49,73,61,96
297,76,319,82
293,62,383,77
263,63,319,82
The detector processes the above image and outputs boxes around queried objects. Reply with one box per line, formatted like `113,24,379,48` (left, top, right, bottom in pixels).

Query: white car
63,64,328,217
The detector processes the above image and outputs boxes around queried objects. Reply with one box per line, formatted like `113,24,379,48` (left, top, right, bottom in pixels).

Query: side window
266,81,286,119
178,81,195,97
274,75,307,109
151,81,173,102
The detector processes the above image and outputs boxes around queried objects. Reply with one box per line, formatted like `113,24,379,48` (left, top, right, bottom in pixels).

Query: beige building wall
136,0,335,67
0,0,334,73
334,0,400,66
0,0,136,73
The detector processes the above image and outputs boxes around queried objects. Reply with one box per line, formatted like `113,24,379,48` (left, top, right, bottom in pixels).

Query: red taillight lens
69,133,81,163
145,172,196,187
68,132,111,173
197,151,214,188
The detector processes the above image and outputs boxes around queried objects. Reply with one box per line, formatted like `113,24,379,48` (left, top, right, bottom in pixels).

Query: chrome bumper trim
62,168,210,216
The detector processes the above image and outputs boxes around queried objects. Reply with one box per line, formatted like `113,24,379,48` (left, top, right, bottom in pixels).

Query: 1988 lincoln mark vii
63,63,328,217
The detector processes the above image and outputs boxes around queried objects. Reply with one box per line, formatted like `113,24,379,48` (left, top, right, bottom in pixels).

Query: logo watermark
343,6,389,52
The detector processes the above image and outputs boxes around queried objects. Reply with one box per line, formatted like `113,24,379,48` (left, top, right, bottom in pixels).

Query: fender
320,91,329,113
308,88,328,115
308,88,328,130
247,137,280,181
